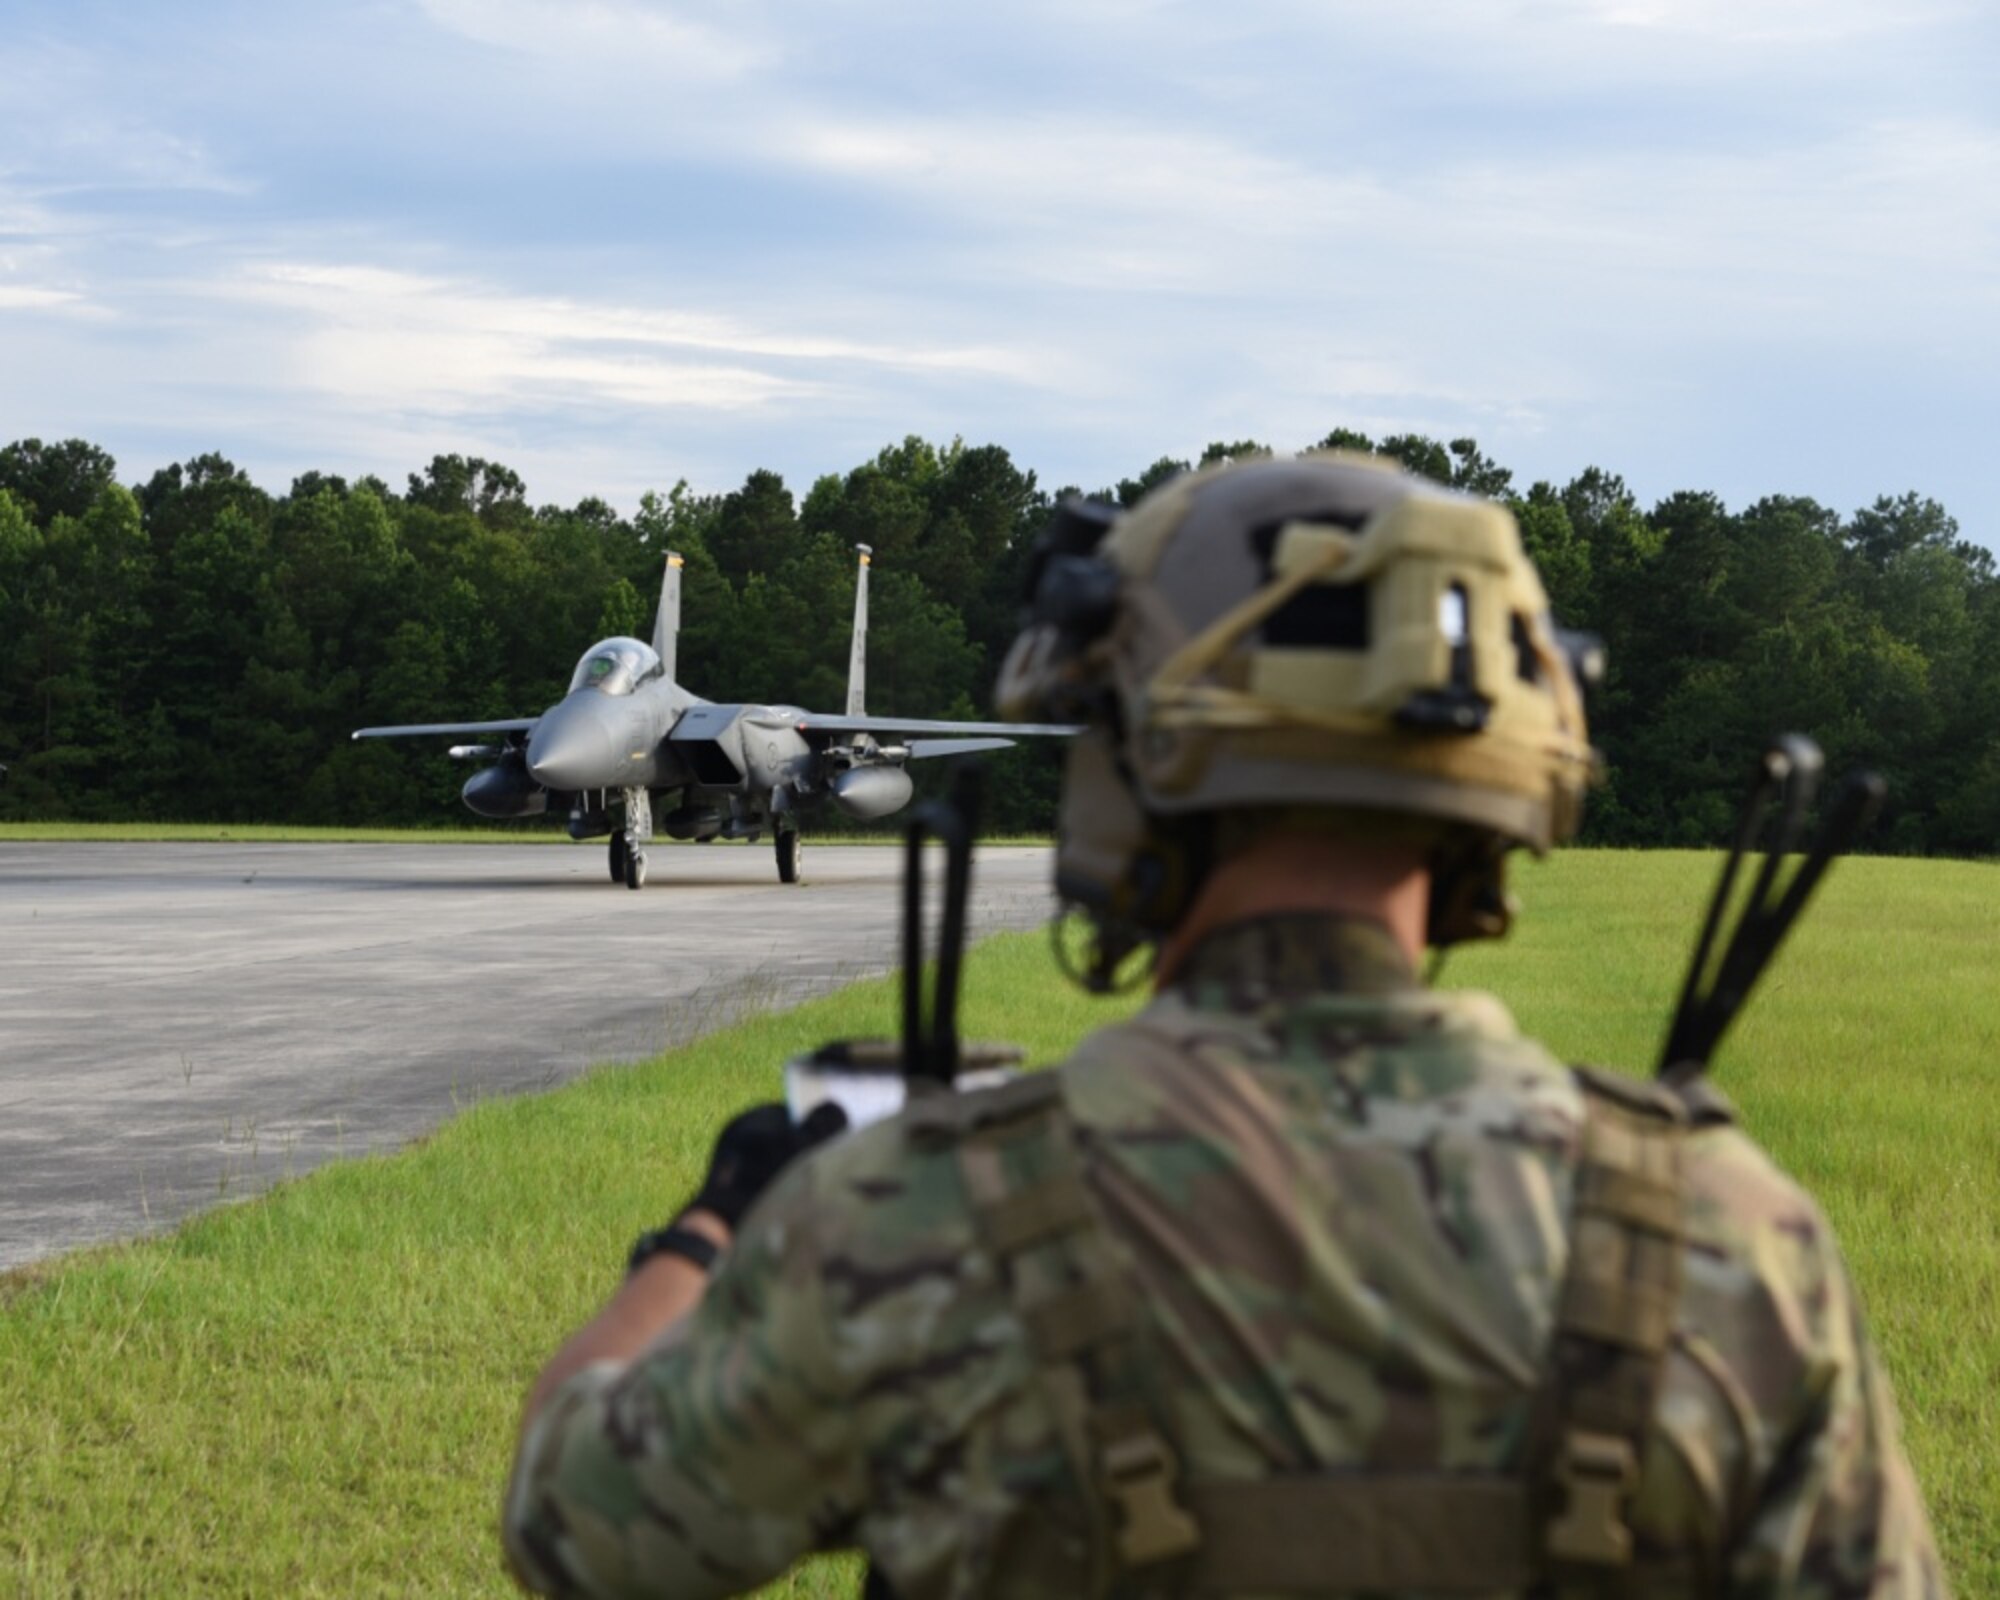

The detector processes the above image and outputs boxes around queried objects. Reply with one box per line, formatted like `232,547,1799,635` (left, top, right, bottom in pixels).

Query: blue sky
3,0,1995,542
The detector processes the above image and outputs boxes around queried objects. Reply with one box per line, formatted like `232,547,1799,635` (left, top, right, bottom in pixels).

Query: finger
800,1102,850,1145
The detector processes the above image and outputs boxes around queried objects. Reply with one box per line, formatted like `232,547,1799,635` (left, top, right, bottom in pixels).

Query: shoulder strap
930,1067,1697,1594
1542,1068,1690,1590
939,1070,1199,1592
1658,1060,1739,1128
943,1072,1550,1597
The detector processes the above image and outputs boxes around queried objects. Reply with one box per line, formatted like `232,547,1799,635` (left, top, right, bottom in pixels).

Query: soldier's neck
1154,831,1430,988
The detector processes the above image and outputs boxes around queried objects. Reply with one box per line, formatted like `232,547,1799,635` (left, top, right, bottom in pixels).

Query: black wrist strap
627,1224,721,1277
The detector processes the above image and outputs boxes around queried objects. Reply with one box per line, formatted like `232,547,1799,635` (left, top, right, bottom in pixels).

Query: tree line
1,432,1994,853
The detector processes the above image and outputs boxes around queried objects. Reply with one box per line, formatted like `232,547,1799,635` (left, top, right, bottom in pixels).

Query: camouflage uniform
503,913,1944,1599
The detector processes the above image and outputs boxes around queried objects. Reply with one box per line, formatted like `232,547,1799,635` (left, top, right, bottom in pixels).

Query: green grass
0,823,1051,846
0,821,573,844
1,851,1992,1596
0,934,1122,1599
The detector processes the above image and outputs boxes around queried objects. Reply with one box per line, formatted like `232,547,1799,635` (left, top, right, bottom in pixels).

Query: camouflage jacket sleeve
503,1102,1082,1600
1664,1128,1946,1598
502,1170,867,1600
1729,1301,1945,1599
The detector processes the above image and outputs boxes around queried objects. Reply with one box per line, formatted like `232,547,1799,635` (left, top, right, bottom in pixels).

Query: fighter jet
353,547,1073,888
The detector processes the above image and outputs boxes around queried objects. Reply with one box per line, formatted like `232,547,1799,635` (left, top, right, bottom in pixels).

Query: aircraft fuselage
472,667,829,840
525,679,697,794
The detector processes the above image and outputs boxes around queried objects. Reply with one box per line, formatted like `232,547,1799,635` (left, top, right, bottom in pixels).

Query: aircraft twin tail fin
653,551,683,683
650,544,865,708
847,543,872,717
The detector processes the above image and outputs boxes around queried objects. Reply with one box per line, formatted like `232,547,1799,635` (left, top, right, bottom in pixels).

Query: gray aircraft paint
848,543,871,717
354,548,1072,888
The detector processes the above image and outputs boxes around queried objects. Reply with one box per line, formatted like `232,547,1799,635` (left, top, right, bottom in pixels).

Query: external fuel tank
830,764,913,820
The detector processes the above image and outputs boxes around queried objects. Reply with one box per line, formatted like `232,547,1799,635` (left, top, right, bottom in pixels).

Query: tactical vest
898,1062,1730,1597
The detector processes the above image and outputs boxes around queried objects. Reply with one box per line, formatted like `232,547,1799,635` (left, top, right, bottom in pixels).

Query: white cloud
770,110,1387,295
0,0,1993,531
746,94,1998,363
1235,0,1969,58
212,259,1052,422
1550,0,1964,45
411,0,772,80
0,37,249,199
0,285,89,311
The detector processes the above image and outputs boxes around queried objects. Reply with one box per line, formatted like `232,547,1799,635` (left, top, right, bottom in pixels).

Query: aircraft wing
907,737,1017,760
795,715,1078,741
352,718,539,741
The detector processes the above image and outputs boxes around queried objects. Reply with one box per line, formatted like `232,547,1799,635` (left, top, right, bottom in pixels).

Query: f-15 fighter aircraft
354,547,1074,888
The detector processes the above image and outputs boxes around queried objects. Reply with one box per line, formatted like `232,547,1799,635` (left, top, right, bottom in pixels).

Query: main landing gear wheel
775,830,802,884
623,847,648,891
608,830,629,884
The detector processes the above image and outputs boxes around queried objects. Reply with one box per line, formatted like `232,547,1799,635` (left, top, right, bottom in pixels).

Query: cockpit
567,637,664,698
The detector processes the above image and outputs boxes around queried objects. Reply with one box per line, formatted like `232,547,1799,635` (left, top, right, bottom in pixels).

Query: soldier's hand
685,1101,848,1230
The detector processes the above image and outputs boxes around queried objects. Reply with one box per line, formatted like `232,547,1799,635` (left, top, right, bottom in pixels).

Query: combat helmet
997,452,1600,986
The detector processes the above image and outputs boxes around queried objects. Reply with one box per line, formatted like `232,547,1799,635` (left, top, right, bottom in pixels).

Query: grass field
0,821,573,844
0,823,1050,846
1,849,1993,1596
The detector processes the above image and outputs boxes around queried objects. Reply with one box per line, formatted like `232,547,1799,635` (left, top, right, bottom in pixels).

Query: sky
2,0,1995,542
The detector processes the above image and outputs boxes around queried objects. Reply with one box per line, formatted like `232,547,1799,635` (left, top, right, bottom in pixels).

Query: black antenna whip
901,763,985,1086
1660,734,1885,1078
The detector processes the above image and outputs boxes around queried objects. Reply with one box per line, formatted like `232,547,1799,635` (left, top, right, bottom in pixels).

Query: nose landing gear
618,787,654,891
775,827,803,885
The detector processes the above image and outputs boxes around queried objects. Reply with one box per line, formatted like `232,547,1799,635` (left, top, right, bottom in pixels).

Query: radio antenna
1660,735,1884,1077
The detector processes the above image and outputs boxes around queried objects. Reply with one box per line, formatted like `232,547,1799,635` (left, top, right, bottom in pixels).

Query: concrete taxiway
0,840,1057,1271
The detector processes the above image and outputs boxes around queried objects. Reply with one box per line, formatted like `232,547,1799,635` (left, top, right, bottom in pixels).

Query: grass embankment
0,823,1050,846
1,851,1994,1596
0,822,570,844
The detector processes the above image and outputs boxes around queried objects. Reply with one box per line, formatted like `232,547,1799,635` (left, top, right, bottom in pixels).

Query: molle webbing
922,1070,1695,1598
1544,1068,1691,1586
922,1071,1200,1590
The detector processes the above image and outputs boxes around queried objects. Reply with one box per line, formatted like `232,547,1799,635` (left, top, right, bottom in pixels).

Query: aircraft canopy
568,637,662,698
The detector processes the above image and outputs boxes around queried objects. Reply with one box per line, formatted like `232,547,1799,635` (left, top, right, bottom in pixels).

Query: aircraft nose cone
527,701,617,790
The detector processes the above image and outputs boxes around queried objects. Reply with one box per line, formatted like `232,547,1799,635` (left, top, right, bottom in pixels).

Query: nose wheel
775,828,803,884
619,787,654,891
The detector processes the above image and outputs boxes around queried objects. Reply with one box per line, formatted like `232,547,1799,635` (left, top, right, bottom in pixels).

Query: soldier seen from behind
503,454,1944,1597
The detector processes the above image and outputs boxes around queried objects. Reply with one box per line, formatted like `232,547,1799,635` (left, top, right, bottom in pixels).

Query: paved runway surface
0,841,1057,1270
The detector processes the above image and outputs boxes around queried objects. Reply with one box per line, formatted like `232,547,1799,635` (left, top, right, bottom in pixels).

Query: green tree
1198,439,1272,469
405,455,529,529
1447,438,1513,498
1310,427,1376,455
1376,433,1452,483
1848,492,1958,571
595,577,645,641
0,438,118,524
137,452,269,559
710,469,800,588
1115,456,1189,507
1,432,1992,851
1510,484,1592,624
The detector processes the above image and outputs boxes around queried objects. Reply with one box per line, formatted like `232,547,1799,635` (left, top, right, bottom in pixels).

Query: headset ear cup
1124,812,1213,934
1427,836,1515,947
1051,735,1209,977
1052,734,1149,915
